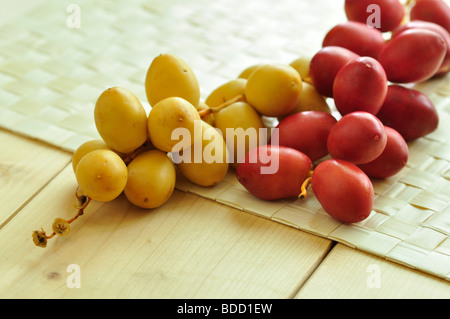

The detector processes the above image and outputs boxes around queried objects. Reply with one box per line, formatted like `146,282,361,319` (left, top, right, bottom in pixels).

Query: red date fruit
322,21,386,59
345,0,405,32
358,126,409,179
327,111,387,165
309,46,360,97
376,85,439,141
392,20,450,76
311,159,374,223
410,0,450,33
270,111,337,162
378,29,446,83
236,145,312,201
333,56,388,116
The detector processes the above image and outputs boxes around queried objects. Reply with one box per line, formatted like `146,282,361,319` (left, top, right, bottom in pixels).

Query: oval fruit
309,46,360,97
312,159,374,223
392,20,450,75
289,56,312,83
94,87,148,154
236,145,312,201
214,101,265,167
270,111,337,162
376,85,439,141
145,53,200,108
205,78,247,108
378,29,446,83
72,139,114,172
345,0,405,32
238,64,263,79
410,0,450,33
322,21,386,58
327,111,387,165
358,126,409,179
147,97,201,153
333,56,387,116
124,150,176,209
245,63,302,117
176,121,229,187
284,82,331,116
75,149,128,202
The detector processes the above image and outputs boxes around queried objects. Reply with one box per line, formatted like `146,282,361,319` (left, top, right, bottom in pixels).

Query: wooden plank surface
0,0,449,299
0,128,71,225
295,244,450,299
0,130,449,299
0,132,333,298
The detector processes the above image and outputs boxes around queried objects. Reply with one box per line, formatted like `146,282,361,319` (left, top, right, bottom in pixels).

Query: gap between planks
0,127,73,231
0,161,72,232
288,241,338,298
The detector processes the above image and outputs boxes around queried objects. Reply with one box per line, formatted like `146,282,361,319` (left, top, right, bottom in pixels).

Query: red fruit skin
309,46,360,97
270,111,337,162
410,0,450,33
392,20,450,76
357,126,409,178
333,56,388,116
311,159,374,223
345,0,405,32
322,21,386,58
376,85,439,141
327,111,387,165
236,145,312,201
378,29,447,83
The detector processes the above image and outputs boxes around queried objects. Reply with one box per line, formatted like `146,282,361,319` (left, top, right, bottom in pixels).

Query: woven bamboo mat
1,0,449,280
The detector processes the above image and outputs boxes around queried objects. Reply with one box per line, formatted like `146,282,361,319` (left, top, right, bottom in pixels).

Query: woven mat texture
1,0,449,280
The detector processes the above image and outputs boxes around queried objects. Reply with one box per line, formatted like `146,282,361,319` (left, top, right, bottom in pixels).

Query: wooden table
0,0,449,299
1,128,449,299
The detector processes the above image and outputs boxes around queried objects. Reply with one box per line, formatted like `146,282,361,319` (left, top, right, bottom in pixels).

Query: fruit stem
298,176,312,200
197,108,211,118
198,93,246,118
32,187,91,248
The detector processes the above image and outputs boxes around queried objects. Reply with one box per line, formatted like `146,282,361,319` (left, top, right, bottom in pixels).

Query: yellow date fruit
124,150,176,209
289,56,311,83
214,101,265,167
176,121,229,187
75,149,128,202
147,97,201,153
205,78,247,108
72,139,114,172
145,53,200,108
283,82,330,118
245,63,302,117
238,64,263,79
94,87,148,154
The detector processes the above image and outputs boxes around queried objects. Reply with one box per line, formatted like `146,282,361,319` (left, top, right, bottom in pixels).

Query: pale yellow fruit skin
237,64,263,79
75,149,128,202
94,87,148,154
214,101,264,167
148,97,201,153
245,64,302,117
145,53,200,108
72,139,114,172
283,82,331,118
124,150,176,209
289,56,311,84
177,121,229,187
205,78,247,108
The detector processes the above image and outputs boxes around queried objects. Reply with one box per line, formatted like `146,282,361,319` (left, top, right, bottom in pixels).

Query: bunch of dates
33,0,450,248
237,0,449,223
